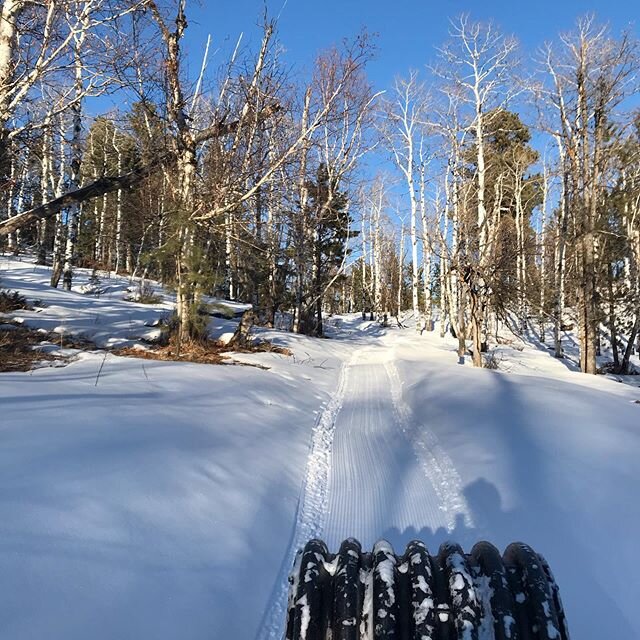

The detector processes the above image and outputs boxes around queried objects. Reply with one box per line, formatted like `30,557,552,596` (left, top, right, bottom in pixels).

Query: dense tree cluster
1,3,639,372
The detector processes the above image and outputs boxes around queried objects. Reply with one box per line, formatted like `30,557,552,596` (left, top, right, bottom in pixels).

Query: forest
1,1,639,375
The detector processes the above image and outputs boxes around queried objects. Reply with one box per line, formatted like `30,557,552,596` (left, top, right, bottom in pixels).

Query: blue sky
184,0,638,92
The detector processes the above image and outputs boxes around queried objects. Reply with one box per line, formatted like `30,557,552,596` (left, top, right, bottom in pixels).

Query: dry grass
115,340,227,365
230,339,292,357
113,335,291,366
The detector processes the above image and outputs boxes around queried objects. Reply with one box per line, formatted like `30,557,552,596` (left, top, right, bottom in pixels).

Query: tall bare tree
542,16,638,373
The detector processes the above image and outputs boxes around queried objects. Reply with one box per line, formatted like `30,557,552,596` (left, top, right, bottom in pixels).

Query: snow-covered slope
0,254,250,347
1,255,639,639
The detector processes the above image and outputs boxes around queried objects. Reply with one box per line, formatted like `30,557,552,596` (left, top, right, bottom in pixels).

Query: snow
0,254,249,348
413,593,433,623
1,254,640,639
297,594,309,640
359,564,374,640
472,574,495,640
373,540,397,609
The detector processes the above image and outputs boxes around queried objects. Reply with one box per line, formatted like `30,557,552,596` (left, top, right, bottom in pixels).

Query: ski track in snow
324,347,442,548
256,349,357,640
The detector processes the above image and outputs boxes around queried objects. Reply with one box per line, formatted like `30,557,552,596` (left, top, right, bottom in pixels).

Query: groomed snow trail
259,337,474,639
323,346,473,548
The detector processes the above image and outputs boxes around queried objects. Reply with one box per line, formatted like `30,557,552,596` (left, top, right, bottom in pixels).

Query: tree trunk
457,285,467,363
553,140,569,359
61,29,87,291
607,263,619,369
409,181,420,323
373,188,382,319
539,164,549,342
0,0,20,155
113,129,123,273
473,83,488,365
397,223,405,317
419,168,432,330
618,314,640,375
13,144,29,250
293,90,311,334
467,277,483,368
37,115,53,264
50,121,67,288
5,142,15,249
514,165,526,333
577,233,598,374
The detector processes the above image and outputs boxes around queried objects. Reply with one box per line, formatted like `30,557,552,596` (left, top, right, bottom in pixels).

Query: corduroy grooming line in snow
285,538,570,640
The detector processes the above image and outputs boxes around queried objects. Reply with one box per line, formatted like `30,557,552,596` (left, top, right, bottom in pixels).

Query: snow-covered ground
0,254,250,348
1,254,640,639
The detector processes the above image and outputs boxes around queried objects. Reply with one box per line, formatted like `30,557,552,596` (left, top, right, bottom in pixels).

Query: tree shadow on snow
522,325,580,372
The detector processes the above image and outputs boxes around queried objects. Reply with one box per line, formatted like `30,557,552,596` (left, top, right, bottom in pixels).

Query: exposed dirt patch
1,327,62,372
0,321,98,373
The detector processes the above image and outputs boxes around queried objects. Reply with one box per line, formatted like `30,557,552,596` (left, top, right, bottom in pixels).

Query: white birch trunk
12,144,29,249
293,89,311,333
418,163,432,329
361,205,368,317
89,131,100,262
0,0,20,130
409,171,420,322
225,209,235,300
553,137,568,358
514,165,526,332
373,188,383,317
397,223,405,316
539,163,549,342
50,122,67,287
113,128,123,273
61,27,87,291
5,143,15,249
37,116,53,263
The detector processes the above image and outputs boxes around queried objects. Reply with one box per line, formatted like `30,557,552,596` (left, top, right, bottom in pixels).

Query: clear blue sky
184,0,637,91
